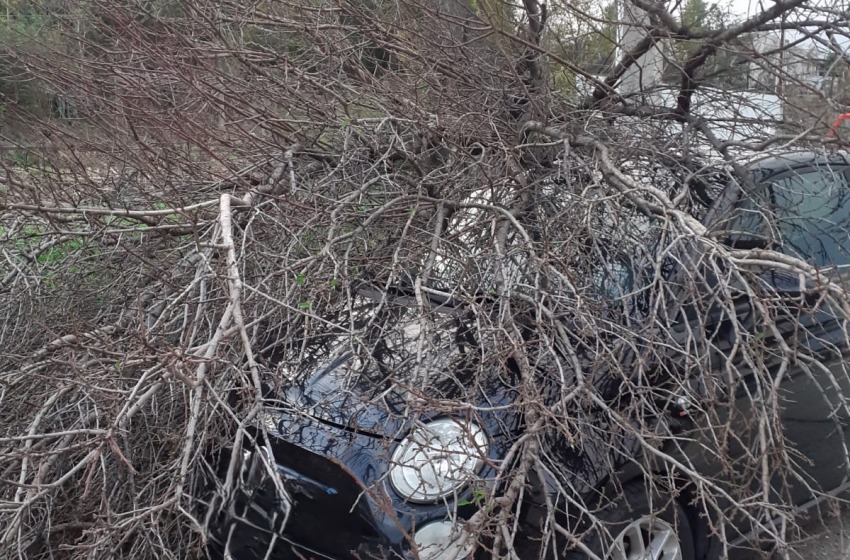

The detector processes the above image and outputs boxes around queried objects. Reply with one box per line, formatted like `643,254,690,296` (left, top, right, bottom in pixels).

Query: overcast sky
727,0,845,19
732,0,777,17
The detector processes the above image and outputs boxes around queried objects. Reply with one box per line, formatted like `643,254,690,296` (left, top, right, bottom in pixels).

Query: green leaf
296,273,306,286
329,278,338,288
458,488,487,507
298,301,311,310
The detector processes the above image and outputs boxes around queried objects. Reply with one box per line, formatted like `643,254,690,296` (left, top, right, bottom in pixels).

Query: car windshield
422,177,659,305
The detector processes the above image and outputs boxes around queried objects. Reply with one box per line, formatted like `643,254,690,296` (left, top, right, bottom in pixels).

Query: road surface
787,509,850,559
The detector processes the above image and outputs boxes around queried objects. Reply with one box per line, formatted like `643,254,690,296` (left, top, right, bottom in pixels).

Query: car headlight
414,521,474,560
389,418,488,503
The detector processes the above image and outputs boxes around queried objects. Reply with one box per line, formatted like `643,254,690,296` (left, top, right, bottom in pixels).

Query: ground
787,509,850,559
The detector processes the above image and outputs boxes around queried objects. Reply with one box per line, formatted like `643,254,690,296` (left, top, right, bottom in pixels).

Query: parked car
205,150,850,560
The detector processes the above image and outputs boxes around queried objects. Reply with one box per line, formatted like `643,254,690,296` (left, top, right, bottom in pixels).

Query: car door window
728,166,850,268
771,168,850,268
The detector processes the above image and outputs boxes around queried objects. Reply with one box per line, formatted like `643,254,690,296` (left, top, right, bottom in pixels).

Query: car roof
745,150,850,176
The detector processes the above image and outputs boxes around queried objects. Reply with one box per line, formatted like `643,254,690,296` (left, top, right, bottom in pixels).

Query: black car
205,151,850,560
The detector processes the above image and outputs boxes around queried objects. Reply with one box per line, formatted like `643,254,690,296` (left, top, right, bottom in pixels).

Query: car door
721,160,850,506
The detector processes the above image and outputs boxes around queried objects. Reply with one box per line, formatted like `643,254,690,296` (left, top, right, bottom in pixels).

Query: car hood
278,349,411,437
267,296,520,438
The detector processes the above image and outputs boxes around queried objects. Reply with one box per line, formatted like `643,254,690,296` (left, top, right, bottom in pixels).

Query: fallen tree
1,0,850,559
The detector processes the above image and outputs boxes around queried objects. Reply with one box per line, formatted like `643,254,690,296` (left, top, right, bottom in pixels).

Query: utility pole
777,14,786,97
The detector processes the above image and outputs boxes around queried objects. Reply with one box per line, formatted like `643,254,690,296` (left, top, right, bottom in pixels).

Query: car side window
728,166,850,268
769,168,850,268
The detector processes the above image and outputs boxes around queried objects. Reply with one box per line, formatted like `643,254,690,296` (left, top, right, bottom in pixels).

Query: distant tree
547,1,618,96
664,0,748,88
680,0,727,30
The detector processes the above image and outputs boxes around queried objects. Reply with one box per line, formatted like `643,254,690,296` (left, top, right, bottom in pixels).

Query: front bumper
206,402,518,560
207,413,403,560
208,460,394,560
